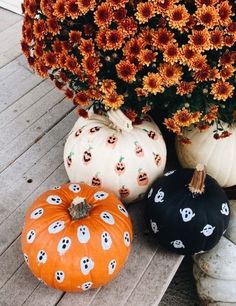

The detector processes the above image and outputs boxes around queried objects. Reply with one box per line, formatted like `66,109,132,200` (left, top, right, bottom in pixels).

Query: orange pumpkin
21,183,133,292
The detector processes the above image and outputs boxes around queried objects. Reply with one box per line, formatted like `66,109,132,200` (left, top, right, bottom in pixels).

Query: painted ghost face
26,229,36,243
108,259,117,275
154,188,165,203
48,221,65,234
80,257,94,275
171,240,185,249
101,232,112,250
30,208,44,219
179,208,195,222
94,191,108,201
124,232,131,247
55,271,65,283
81,282,93,291
69,184,81,193
150,220,159,234
47,195,62,205
77,225,90,244
117,204,128,217
100,212,115,225
147,188,153,198
220,202,229,215
201,224,215,237
37,250,47,264
57,237,72,256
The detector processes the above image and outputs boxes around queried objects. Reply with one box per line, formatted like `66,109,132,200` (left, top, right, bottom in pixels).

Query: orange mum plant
21,0,236,137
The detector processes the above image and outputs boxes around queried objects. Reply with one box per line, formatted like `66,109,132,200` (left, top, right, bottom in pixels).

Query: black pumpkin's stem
68,197,92,220
188,164,206,195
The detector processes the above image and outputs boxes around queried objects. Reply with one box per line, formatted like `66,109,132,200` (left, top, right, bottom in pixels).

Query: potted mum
21,0,235,129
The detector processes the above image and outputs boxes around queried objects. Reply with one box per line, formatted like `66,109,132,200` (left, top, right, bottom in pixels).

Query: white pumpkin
64,109,167,203
176,122,236,187
193,200,236,304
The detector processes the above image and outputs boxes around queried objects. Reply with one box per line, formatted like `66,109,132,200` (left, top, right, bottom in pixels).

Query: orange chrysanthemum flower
24,0,37,18
82,55,101,76
138,49,156,66
101,79,117,94
106,29,124,51
135,87,148,97
195,5,219,28
34,60,49,78
113,7,127,21
73,91,91,107
195,0,219,7
80,39,95,56
135,2,155,24
179,45,197,65
176,81,196,96
193,66,211,82
159,63,183,87
219,52,235,67
40,0,54,18
47,18,61,35
209,29,224,50
65,55,78,73
188,54,207,71
189,29,211,52
164,118,182,135
124,38,144,57
167,5,190,31
116,60,136,83
21,39,30,57
220,65,235,81
106,0,129,10
94,3,112,27
102,92,124,109
69,31,82,44
119,17,138,37
143,73,164,95
65,0,81,19
77,0,96,15
53,0,66,20
33,19,46,40
218,1,233,26
95,29,107,50
139,27,154,46
173,108,194,127
64,88,74,99
152,28,175,50
44,51,58,68
156,0,178,14
163,43,180,64
211,81,234,101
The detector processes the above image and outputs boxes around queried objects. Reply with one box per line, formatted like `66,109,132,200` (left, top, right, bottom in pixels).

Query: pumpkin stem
188,164,206,195
68,197,92,220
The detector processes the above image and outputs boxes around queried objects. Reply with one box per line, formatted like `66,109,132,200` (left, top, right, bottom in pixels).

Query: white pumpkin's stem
68,197,92,220
108,109,133,132
188,164,206,195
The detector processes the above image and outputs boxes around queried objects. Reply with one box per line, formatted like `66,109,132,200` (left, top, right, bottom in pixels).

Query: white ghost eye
94,191,108,200
69,184,81,193
100,212,115,225
47,195,62,205
37,250,47,264
30,208,44,219
117,204,128,217
48,221,65,234
55,271,65,283
57,237,72,256
26,229,36,243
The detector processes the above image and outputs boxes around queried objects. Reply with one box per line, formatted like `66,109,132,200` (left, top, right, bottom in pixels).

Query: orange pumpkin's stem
68,197,92,220
188,164,206,195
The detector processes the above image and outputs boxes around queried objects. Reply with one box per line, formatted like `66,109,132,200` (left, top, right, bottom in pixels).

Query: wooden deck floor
0,9,183,306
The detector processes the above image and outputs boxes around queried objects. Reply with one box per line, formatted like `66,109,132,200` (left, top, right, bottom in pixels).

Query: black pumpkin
145,165,230,255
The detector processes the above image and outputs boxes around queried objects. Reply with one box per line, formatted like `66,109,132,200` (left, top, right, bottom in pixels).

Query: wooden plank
0,97,73,174
0,8,22,32
0,0,22,15
125,251,183,306
0,79,53,129
0,88,64,148
0,263,39,306
0,20,22,66
0,60,41,112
